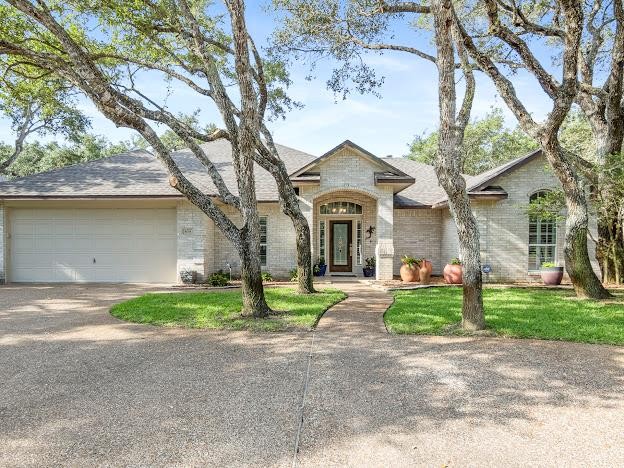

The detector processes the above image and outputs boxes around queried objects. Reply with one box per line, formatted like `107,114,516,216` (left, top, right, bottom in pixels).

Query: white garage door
9,208,177,283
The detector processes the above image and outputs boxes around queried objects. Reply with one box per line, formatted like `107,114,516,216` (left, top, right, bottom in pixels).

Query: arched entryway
313,191,377,275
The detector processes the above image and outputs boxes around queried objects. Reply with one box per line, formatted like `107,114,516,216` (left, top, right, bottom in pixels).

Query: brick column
375,191,394,280
176,201,208,283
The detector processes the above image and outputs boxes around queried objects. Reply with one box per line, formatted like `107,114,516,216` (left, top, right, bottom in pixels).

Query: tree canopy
0,133,133,178
407,108,537,175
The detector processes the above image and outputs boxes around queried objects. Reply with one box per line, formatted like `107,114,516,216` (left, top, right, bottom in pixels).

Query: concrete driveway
1,284,623,467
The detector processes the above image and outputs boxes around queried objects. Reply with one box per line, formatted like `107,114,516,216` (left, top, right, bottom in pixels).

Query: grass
385,286,624,345
110,287,346,332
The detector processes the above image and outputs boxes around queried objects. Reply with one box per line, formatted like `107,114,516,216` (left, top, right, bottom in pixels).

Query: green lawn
385,287,624,345
110,287,346,332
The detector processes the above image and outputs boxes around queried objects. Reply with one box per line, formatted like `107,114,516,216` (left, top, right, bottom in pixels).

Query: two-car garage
7,207,177,283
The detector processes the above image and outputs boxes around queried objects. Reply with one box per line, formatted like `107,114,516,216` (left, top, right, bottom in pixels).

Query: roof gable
466,149,542,192
289,140,412,179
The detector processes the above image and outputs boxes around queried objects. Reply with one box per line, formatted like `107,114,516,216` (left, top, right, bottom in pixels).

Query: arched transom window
319,202,362,215
528,190,557,271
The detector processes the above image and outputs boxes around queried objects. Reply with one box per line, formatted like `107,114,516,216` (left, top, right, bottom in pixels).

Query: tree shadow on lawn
389,287,624,344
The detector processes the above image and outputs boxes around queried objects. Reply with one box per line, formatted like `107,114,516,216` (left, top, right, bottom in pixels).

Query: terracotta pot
443,264,463,284
419,265,431,285
541,266,564,285
420,259,433,276
400,263,420,283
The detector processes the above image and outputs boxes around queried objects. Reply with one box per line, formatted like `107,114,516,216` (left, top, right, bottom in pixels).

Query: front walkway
316,281,393,334
1,283,622,467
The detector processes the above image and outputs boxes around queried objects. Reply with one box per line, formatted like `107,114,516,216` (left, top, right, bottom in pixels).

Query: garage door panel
10,208,177,283
12,220,35,236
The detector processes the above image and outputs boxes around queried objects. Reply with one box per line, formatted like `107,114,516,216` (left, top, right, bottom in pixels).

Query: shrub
261,271,273,282
401,255,422,267
289,268,299,282
365,257,376,268
450,257,462,266
541,262,557,268
205,270,230,287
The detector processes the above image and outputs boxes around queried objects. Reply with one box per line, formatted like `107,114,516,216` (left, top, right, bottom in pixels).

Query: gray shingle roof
0,140,317,201
0,139,536,208
380,157,449,207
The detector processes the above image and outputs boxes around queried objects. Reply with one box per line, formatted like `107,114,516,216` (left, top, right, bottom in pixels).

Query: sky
0,1,555,158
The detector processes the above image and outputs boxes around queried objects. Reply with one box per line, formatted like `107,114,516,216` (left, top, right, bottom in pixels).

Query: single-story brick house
0,139,599,283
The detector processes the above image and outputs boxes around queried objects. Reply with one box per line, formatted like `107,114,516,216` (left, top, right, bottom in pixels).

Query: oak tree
0,0,315,318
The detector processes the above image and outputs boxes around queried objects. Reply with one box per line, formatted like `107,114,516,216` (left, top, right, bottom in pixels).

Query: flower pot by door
314,264,327,277
400,264,420,283
363,267,375,277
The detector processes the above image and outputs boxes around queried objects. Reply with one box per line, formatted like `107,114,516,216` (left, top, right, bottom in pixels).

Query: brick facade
298,146,396,280
0,152,591,284
393,208,443,275
208,202,297,279
438,156,600,282
171,151,600,284
176,201,210,282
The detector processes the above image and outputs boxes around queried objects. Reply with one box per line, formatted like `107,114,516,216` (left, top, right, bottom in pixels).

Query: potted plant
419,259,433,285
443,258,463,284
540,262,564,285
400,255,422,283
180,269,197,284
314,257,327,277
363,257,376,277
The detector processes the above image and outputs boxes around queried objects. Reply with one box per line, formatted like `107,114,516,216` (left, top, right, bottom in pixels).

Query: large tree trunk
565,199,611,298
594,134,624,285
254,138,316,293
451,202,485,330
238,228,272,317
293,215,315,293
542,142,612,299
272,166,315,293
433,0,485,330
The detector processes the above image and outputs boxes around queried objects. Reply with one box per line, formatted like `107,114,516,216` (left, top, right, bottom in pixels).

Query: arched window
528,191,557,271
319,202,362,215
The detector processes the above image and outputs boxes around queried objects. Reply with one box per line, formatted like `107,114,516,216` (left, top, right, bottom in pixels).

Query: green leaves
0,134,133,178
408,107,538,175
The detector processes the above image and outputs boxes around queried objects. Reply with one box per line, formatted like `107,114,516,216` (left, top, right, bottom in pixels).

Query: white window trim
259,216,267,267
528,191,557,273
319,220,326,261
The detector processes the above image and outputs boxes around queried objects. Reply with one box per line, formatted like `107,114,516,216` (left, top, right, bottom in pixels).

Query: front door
329,220,352,272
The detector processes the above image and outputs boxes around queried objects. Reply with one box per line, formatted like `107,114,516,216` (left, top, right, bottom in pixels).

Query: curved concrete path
316,281,393,335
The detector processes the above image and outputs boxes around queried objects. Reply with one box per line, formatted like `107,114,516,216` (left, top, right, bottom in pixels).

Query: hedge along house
0,139,599,283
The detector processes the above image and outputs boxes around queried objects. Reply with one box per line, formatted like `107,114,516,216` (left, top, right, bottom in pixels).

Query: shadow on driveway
1,284,622,466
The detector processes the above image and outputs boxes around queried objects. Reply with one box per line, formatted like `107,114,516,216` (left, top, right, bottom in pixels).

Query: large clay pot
541,266,564,285
421,260,433,276
443,264,462,284
420,262,431,284
400,263,420,283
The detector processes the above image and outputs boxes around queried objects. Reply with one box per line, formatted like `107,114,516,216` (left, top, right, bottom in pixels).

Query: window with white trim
319,220,326,261
528,191,556,271
356,220,362,265
319,202,362,215
259,216,267,266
